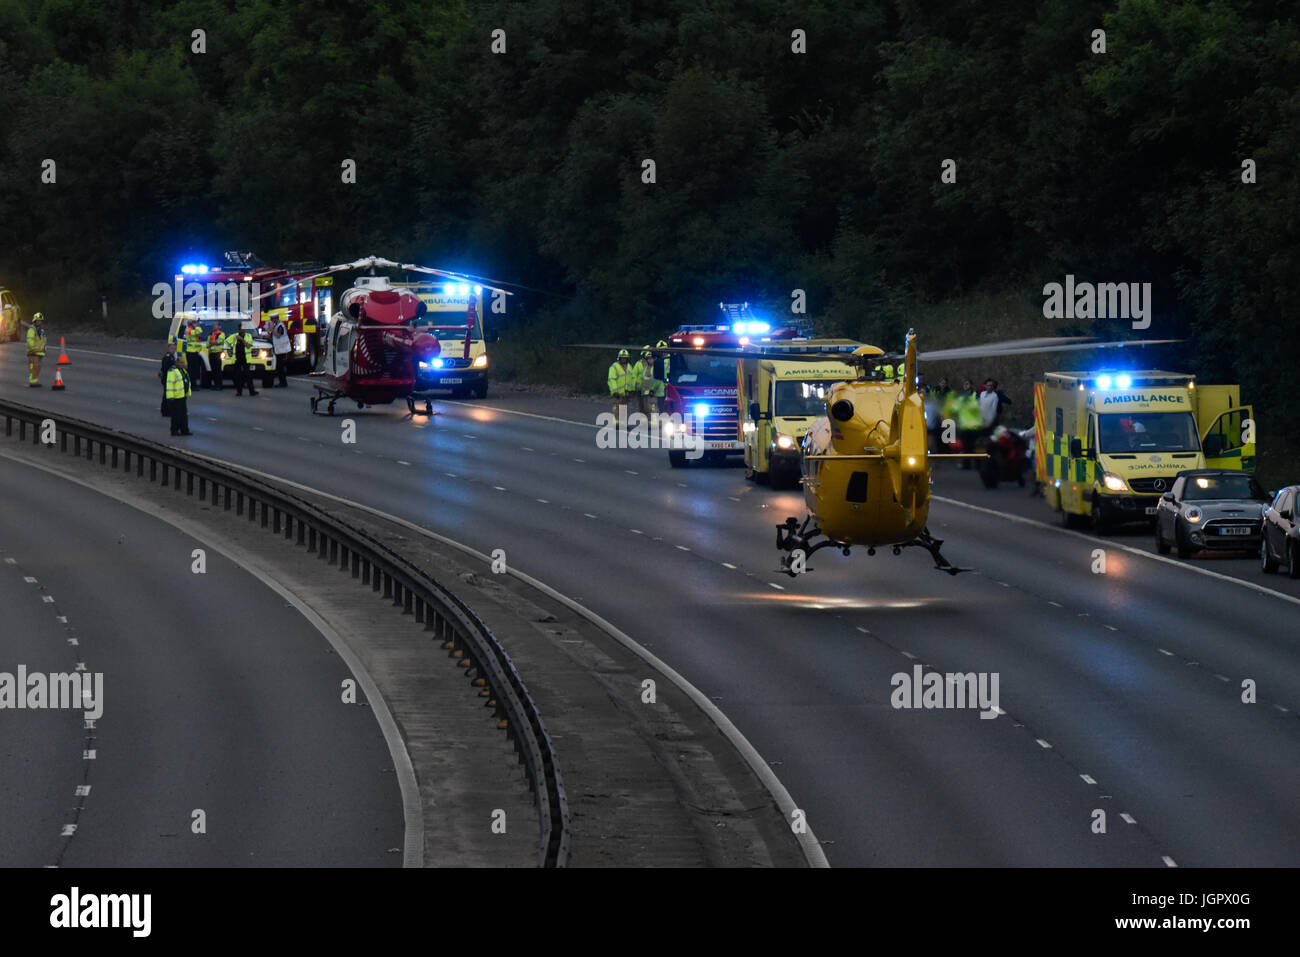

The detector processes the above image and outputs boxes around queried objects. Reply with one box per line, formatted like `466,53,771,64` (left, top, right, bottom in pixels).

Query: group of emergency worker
607,342,669,419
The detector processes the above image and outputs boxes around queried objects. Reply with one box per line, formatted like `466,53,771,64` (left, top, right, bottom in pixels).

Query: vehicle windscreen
419,301,484,341
775,380,835,417
1099,412,1200,453
669,353,735,388
1183,474,1269,502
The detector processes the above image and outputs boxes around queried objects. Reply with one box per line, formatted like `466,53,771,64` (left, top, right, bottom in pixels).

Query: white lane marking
1105,624,1118,631
1047,600,1063,608
493,486,506,491
23,576,36,583
769,582,784,590
74,663,86,672
1163,856,1178,868
462,434,476,439
457,401,601,430
206,417,218,422
83,750,96,760
41,595,54,603
397,460,410,466
167,450,828,868
728,496,740,502
1158,648,1174,656
83,719,94,729
583,513,597,519
721,562,736,569
56,616,67,623
521,447,534,451
572,457,585,463
296,436,310,442
900,650,916,659
997,581,1010,587
630,529,643,534
1215,674,1230,682
934,494,1300,608
61,348,154,364
1036,738,1052,749
253,426,264,432
677,483,687,487
1274,704,1289,713
675,544,690,551
1120,812,1137,824
66,638,78,646
444,472,457,478
61,824,76,836
536,498,550,504
3,558,15,564
625,470,638,475
75,785,90,796
1080,774,1096,785
990,706,1005,716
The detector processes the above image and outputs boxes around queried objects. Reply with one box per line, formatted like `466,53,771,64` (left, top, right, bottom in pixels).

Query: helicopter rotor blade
400,264,514,296
916,338,1181,362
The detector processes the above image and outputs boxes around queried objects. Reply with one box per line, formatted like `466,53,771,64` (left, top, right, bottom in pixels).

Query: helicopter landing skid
904,527,968,576
310,390,341,416
403,395,438,419
775,517,968,576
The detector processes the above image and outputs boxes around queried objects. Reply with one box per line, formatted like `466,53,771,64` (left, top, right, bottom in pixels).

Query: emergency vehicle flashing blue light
1097,375,1113,389
432,358,445,368
693,402,709,418
458,283,470,295
1116,374,1132,389
443,283,455,295
181,264,209,275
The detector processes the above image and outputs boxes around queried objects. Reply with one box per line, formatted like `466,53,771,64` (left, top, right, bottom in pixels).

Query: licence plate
1219,527,1250,535
706,442,735,450
441,378,462,384
1144,507,1157,515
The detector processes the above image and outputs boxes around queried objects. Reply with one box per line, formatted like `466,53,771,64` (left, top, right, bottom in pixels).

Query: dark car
1154,470,1270,558
1260,484,1300,578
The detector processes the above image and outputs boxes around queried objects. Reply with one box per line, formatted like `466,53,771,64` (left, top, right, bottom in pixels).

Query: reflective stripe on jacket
26,327,46,356
608,361,632,396
165,367,191,399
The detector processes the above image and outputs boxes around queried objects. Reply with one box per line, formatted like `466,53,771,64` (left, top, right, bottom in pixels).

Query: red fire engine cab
661,303,798,467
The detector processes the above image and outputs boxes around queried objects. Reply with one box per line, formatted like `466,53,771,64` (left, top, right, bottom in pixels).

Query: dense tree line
1,0,1297,446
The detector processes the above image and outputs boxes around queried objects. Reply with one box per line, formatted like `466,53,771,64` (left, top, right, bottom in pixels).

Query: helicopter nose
830,399,854,422
413,332,440,360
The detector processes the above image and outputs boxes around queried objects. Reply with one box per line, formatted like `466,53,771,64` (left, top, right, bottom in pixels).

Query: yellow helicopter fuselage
800,378,932,547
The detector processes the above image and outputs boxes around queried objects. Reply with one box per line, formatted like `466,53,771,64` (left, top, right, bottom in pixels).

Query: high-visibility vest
632,360,649,393
165,366,191,399
184,328,204,353
26,326,46,356
956,393,983,430
608,361,632,396
224,331,254,362
207,332,224,355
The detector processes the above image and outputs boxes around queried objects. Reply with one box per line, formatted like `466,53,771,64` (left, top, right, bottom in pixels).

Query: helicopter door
330,320,352,376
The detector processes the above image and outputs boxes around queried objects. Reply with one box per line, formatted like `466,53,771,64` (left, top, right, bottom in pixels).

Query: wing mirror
749,401,761,422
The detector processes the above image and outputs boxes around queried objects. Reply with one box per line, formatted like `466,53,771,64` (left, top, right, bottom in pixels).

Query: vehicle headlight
662,420,678,436
1102,472,1127,492
259,349,269,359
418,360,429,369
1185,506,1202,523
742,421,756,434
775,433,795,450
472,354,488,369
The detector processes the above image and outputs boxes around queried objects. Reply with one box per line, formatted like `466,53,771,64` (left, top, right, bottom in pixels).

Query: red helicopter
283,256,509,417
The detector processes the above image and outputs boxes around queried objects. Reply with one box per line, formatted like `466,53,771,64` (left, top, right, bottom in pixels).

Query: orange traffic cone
52,368,66,390
57,337,70,365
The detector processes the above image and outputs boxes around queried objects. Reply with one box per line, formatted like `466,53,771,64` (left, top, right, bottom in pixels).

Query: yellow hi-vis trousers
28,354,42,384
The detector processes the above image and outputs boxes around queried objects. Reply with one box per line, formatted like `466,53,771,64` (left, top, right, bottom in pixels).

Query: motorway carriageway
3,339,1298,867
0,450,402,866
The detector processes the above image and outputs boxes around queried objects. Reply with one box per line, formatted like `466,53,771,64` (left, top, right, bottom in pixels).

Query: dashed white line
1047,600,1063,608
3,558,15,564
296,436,310,442
253,426,264,432
1274,704,1290,713
1080,774,1096,785
625,470,638,475
675,544,690,551
900,650,916,659
75,785,90,797
721,562,736,569
536,498,550,504
728,496,741,502
493,486,507,492
66,638,78,646
855,626,870,635
41,595,54,603
56,616,67,623
997,581,1009,587
1120,813,1137,824
23,576,36,583
521,446,534,451
83,750,96,760
397,460,411,466
584,513,597,519
1158,648,1174,656
1162,856,1178,868
61,824,76,837
768,582,784,590
572,458,585,463
630,529,643,535
1036,738,1052,749
445,472,457,478
1215,674,1230,682
1104,624,1118,631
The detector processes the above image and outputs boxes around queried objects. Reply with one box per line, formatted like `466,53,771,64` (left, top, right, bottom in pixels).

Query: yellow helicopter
578,331,1177,577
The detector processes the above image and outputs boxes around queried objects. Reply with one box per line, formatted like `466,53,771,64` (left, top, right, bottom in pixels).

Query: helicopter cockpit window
775,380,834,417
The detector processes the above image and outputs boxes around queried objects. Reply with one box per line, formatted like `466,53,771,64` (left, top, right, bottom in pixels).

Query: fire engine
661,303,797,467
175,252,333,371
1035,369,1255,533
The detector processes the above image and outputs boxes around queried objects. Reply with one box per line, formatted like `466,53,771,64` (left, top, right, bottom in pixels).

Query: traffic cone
57,338,70,365
52,368,66,390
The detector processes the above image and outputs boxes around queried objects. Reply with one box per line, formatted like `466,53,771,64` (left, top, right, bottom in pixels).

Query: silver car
1154,470,1270,559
